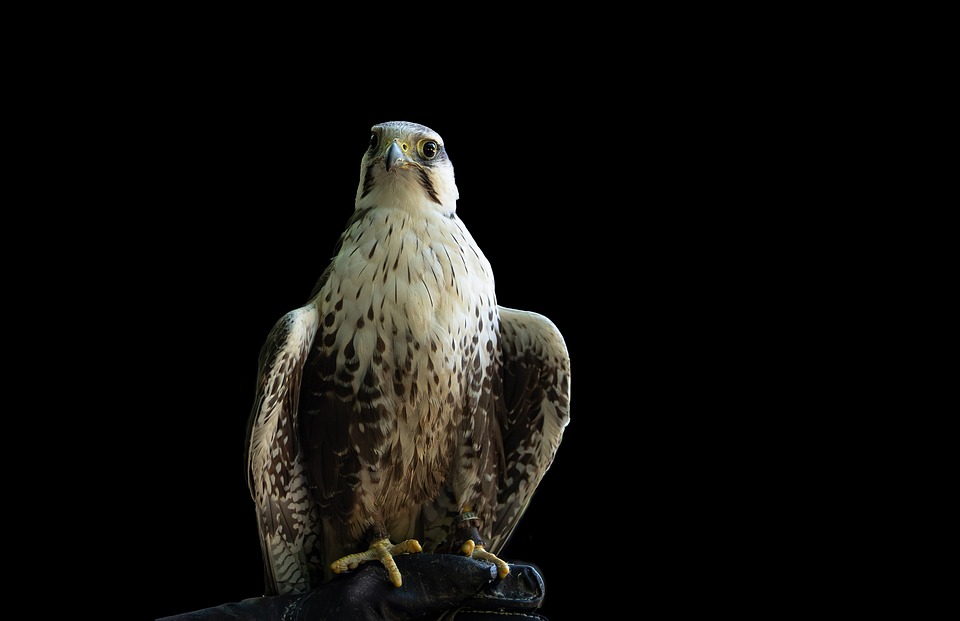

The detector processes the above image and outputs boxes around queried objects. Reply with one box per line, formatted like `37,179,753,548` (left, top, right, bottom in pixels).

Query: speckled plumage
245,121,571,595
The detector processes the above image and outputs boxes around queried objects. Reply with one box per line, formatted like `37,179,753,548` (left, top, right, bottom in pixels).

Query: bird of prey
245,120,571,595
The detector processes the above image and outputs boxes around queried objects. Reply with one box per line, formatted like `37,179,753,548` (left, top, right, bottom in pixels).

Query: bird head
356,121,459,214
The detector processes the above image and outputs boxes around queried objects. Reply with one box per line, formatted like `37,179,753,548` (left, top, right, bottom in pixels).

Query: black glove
156,553,547,621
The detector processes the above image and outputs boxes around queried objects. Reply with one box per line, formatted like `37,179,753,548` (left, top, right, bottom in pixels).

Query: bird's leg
329,524,422,587
452,509,510,579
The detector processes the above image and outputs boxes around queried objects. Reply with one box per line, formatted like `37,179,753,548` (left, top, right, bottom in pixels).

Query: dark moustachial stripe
417,167,441,204
360,163,376,198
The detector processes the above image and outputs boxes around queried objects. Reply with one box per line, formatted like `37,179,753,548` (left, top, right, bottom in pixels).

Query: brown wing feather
245,305,321,595
485,306,571,554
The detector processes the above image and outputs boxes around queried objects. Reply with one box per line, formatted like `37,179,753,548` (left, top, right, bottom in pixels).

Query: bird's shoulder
497,306,569,364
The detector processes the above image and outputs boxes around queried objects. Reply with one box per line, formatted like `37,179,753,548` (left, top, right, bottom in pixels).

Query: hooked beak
385,141,407,172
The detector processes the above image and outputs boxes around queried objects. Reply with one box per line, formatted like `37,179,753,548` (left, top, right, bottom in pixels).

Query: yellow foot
331,538,423,587
459,539,510,579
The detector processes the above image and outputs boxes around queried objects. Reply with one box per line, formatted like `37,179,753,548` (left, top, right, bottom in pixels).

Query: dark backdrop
38,34,792,621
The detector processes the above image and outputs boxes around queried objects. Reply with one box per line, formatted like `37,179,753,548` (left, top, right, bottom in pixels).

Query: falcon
245,121,571,595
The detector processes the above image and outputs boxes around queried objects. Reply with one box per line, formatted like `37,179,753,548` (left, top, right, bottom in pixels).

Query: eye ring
368,132,379,152
419,140,439,160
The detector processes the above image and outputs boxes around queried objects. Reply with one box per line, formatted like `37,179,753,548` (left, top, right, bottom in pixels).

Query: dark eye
369,133,379,152
420,140,439,159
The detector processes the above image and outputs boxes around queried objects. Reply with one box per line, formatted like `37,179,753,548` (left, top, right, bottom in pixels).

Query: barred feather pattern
246,306,324,594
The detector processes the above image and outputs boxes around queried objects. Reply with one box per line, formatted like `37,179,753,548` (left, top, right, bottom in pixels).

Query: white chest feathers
316,208,500,402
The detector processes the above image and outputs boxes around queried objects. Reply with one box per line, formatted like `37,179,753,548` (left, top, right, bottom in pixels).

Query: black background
127,84,621,620
33,31,827,620
58,62,789,619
